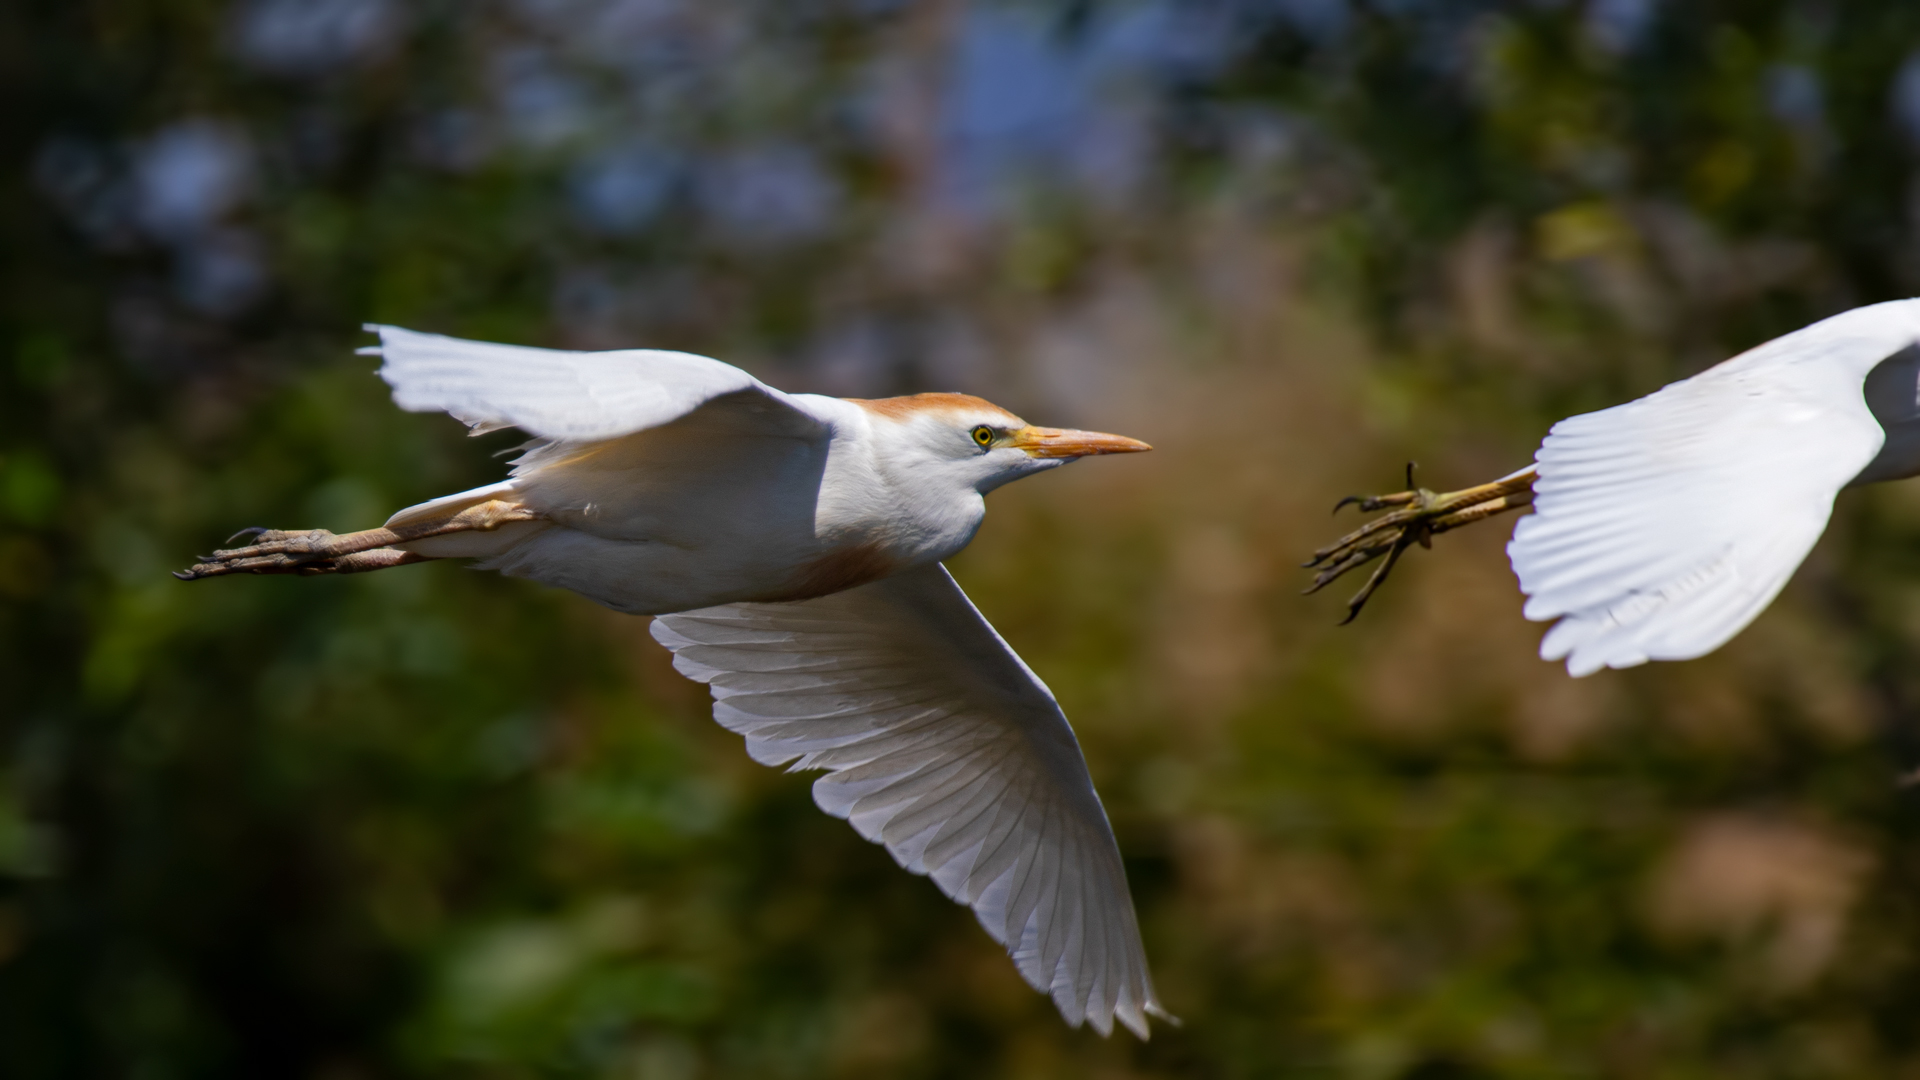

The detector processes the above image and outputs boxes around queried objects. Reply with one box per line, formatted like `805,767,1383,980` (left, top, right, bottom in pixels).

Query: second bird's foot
1302,467,1537,622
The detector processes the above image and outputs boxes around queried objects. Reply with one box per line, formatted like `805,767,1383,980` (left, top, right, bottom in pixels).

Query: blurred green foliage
9,0,1920,1077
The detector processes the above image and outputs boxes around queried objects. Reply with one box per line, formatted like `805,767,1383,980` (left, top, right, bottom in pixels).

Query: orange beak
1009,426,1153,459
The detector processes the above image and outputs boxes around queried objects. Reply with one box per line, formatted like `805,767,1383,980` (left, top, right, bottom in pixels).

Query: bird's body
391,389,1020,615
181,326,1167,1037
1308,299,1920,675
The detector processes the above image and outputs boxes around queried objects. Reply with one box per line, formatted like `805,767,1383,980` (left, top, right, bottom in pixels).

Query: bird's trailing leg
1302,464,1538,623
174,499,542,581
173,526,434,580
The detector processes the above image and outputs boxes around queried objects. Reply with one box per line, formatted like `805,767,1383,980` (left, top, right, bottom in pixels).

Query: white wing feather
650,563,1168,1038
1511,300,1920,676
362,324,817,442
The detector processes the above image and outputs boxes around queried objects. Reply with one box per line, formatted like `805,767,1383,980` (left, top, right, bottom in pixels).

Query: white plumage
1512,300,1920,674
652,564,1160,1035
368,324,790,441
183,325,1167,1036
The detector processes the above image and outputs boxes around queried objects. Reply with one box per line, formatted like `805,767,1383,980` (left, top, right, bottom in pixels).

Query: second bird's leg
1302,465,1538,622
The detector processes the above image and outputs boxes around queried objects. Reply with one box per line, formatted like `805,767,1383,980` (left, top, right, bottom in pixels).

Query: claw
1303,465,1538,622
179,502,538,584
176,525,348,581
1336,535,1414,625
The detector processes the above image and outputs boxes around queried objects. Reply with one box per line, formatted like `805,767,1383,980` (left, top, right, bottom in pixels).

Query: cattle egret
1306,299,1920,676
178,326,1170,1036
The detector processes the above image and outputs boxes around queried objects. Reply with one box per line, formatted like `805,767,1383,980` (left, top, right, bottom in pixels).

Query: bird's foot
174,500,541,581
1302,464,1537,623
174,526,421,580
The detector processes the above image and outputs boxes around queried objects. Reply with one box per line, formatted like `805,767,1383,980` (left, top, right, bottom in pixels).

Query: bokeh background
10,1,1920,1076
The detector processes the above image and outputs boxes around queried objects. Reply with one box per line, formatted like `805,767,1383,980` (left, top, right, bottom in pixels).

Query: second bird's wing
364,324,824,442
649,563,1167,1038
1508,305,1920,676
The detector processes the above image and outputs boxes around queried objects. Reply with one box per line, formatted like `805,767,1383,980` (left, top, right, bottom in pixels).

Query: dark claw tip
172,570,197,581
1331,495,1364,515
226,527,269,544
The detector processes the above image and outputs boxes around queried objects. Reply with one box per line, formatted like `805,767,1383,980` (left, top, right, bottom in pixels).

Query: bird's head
853,393,1151,494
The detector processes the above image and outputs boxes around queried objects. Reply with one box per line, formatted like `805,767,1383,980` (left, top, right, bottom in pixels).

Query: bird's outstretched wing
1510,301,1920,675
363,324,823,442
650,563,1168,1037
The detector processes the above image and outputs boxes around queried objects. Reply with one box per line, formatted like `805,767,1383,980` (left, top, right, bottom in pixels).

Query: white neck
804,396,990,567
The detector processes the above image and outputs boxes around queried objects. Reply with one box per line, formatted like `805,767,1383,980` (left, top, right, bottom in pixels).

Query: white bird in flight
180,326,1170,1037
1307,299,1920,676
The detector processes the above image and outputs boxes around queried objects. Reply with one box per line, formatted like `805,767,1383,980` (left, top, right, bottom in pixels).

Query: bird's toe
175,528,344,580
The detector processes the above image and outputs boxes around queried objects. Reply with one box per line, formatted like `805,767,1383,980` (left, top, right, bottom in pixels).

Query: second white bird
1308,299,1920,677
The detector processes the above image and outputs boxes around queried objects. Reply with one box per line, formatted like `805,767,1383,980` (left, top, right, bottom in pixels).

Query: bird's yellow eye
971,425,995,448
